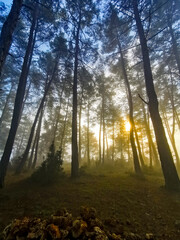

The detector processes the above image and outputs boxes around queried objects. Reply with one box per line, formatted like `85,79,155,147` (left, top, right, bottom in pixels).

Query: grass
0,163,180,239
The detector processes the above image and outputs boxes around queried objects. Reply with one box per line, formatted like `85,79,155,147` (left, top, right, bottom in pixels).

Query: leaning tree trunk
133,0,180,190
15,56,59,174
0,0,23,76
0,6,38,188
32,106,44,169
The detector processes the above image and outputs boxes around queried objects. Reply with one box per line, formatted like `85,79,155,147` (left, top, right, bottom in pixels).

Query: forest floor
0,163,180,240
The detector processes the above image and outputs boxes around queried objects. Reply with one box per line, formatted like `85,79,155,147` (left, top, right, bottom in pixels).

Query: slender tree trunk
87,101,90,165
133,0,180,190
102,94,105,164
32,107,44,169
174,108,180,130
99,109,102,163
0,0,23,76
118,42,142,174
106,134,109,161
142,102,160,167
78,88,83,165
0,6,38,187
15,56,59,174
53,82,65,143
71,12,81,178
60,96,70,151
162,110,180,169
28,130,37,169
134,126,145,168
112,120,115,162
0,82,14,128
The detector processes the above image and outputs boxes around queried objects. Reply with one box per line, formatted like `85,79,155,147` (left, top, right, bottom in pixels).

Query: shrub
31,141,64,184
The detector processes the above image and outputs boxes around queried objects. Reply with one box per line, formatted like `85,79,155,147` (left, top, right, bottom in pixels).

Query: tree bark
0,0,23,76
133,0,180,190
0,6,38,188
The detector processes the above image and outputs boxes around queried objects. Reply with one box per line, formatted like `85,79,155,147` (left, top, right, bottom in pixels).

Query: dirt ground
0,164,180,239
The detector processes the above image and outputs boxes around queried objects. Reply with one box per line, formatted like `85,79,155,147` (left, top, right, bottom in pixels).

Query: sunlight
125,121,131,132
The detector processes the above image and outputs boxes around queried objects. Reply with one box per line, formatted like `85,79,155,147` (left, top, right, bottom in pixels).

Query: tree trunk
102,94,105,164
133,0,180,190
60,96,70,152
118,42,142,174
0,0,23,76
162,109,180,169
0,82,14,128
87,101,90,165
99,109,102,163
112,120,115,162
71,12,81,178
0,6,38,188
134,126,145,168
32,106,44,169
78,88,83,165
15,56,59,174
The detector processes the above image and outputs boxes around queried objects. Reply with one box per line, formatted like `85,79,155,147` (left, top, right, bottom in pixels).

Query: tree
65,0,98,177
0,3,38,187
132,0,180,190
0,0,23,76
103,6,142,174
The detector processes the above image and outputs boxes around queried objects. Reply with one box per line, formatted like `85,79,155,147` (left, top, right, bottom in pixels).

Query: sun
125,121,131,132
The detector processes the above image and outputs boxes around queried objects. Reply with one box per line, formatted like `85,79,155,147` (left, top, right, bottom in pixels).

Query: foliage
30,141,64,184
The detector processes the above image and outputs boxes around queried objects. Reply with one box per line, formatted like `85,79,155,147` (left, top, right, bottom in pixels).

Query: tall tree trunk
32,106,44,169
99,109,102,163
60,96,70,152
15,56,59,174
78,88,83,165
87,101,90,165
28,130,37,169
0,0,23,76
118,42,142,174
53,82,65,143
102,94,105,164
106,134,109,161
0,6,38,188
112,120,115,162
133,0,180,190
71,12,81,178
